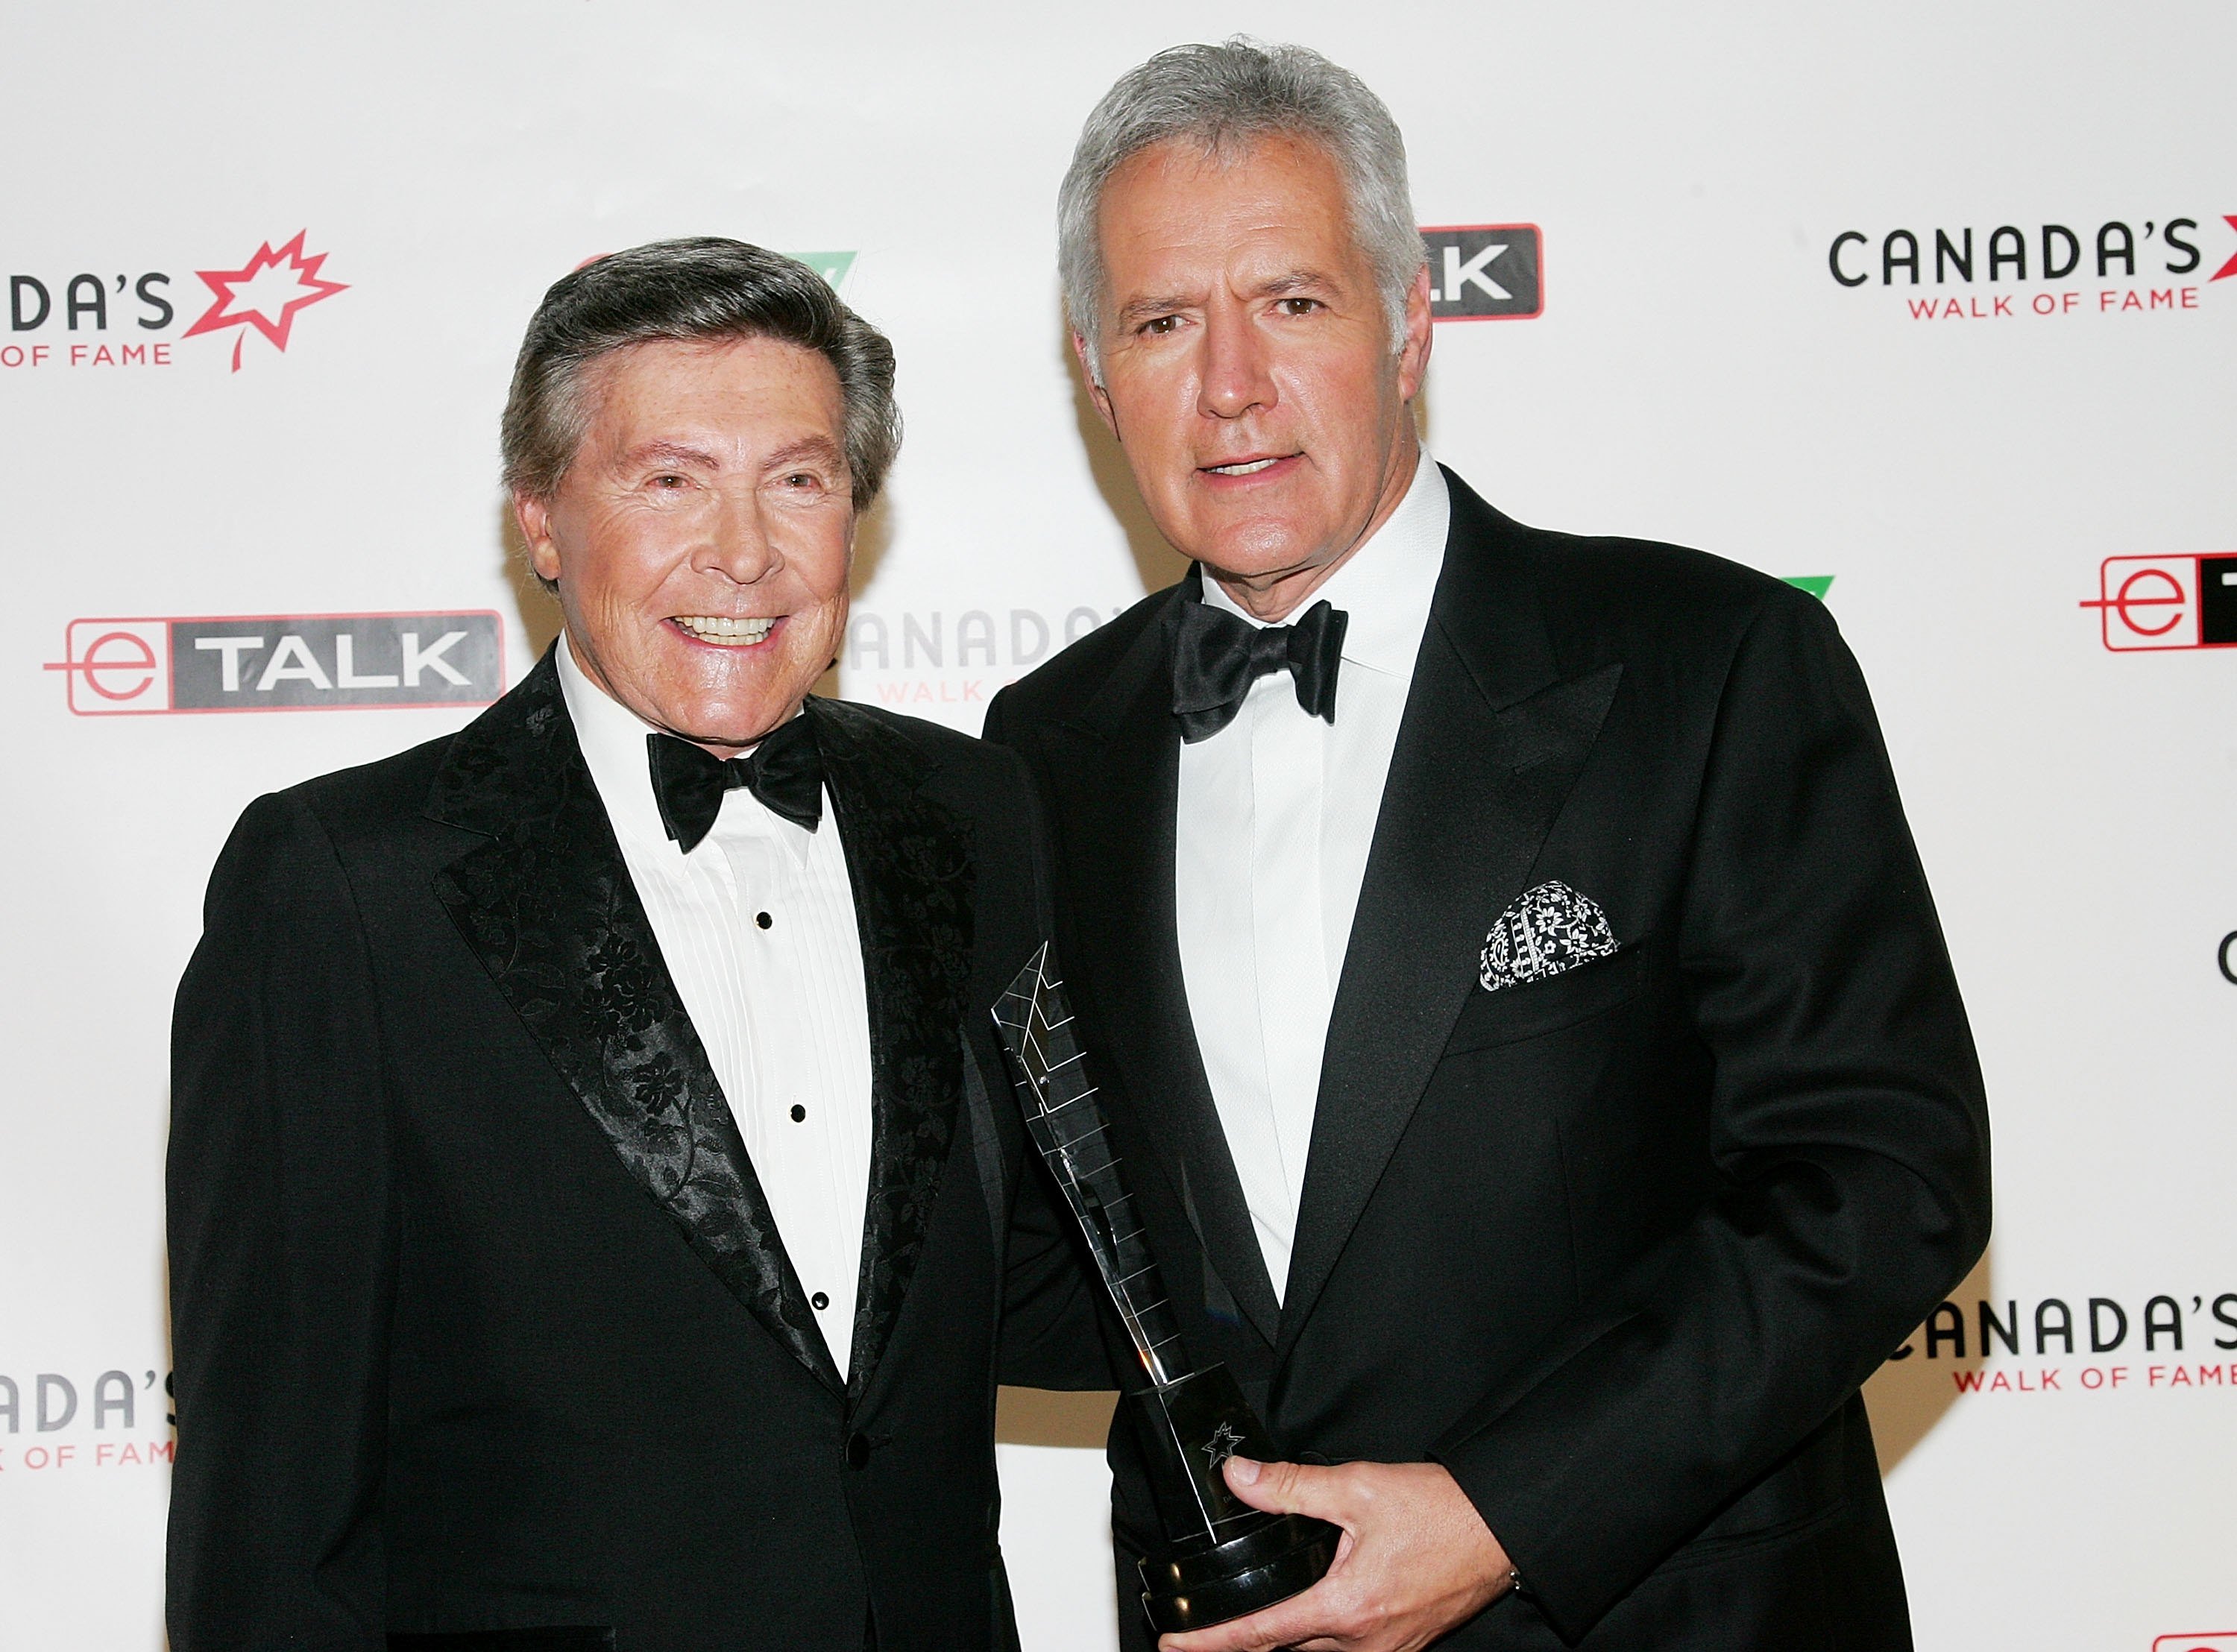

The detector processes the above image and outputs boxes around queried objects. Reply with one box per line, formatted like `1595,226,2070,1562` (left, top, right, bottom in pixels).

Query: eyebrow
1258,268,1338,297
618,441,722,471
761,435,847,473
1113,268,1341,329
614,436,846,475
1116,293,1195,328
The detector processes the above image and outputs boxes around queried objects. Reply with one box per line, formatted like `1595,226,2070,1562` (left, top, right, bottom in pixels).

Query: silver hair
501,236,900,510
1057,37,1424,380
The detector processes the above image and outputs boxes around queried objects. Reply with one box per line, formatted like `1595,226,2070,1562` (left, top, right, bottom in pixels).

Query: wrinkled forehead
1095,132,1371,298
1101,127,1354,227
568,334,846,458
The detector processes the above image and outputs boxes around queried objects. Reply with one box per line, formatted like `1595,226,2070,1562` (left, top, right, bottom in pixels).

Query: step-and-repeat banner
4,4,2232,1648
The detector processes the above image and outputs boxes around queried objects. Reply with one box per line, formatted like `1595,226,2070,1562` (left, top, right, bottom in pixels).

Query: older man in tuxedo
167,237,1098,1652
986,40,1991,1652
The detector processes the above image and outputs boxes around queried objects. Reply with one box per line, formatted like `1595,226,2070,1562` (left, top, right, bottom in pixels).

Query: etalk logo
1420,225,1543,321
45,612,505,715
3,230,345,373
2080,557,2237,652
2153,1636,2237,1651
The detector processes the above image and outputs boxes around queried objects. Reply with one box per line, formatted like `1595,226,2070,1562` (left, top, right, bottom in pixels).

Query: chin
683,685,810,743
1202,529,1315,580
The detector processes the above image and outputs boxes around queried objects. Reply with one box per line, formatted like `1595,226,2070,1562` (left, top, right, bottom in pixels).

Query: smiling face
517,334,855,753
1083,132,1433,620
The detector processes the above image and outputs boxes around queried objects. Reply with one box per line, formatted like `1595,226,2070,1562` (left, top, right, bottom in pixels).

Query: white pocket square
1479,880,1619,992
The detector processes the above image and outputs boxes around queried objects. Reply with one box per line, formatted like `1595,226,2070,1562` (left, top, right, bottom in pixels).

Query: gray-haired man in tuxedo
987,40,1990,1652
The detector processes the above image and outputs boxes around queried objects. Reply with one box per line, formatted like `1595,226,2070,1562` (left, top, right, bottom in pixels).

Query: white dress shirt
559,635,874,1376
1174,454,1450,1302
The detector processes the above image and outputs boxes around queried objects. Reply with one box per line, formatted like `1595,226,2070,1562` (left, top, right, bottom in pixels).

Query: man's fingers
1221,1454,1345,1522
1157,1576,1347,1652
1168,1460,1501,1652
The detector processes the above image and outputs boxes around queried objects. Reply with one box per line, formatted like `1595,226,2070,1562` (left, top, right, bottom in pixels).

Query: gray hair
501,236,901,509
1057,37,1423,380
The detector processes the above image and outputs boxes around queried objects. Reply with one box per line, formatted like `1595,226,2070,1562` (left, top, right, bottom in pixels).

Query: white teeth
1209,458,1280,476
673,614,776,645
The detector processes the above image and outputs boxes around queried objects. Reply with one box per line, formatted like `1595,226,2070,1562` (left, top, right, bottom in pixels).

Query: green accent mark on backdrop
790,251,858,290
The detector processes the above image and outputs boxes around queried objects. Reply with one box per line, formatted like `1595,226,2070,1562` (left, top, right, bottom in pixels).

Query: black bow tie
1171,595,1349,743
646,715,823,852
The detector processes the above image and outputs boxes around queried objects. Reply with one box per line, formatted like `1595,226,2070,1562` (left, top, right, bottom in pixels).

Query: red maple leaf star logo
2212,215,2237,283
183,231,348,371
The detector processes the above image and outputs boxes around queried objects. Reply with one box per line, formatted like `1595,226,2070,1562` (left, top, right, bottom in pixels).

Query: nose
1196,303,1275,422
693,483,781,586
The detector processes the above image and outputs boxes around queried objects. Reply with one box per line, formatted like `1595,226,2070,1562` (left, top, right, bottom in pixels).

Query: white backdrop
4,4,2234,1648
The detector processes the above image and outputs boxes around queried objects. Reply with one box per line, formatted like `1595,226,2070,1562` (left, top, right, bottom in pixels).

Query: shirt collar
1198,450,1449,680
558,631,671,851
556,630,810,860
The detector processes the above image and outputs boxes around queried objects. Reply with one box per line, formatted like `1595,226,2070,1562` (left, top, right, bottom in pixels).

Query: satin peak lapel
1278,476,1623,1358
426,652,842,1393
808,697,975,1407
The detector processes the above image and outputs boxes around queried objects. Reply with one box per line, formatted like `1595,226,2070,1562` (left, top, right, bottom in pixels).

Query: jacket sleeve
977,719,1118,1393
996,1120,1119,1391
167,791,397,1652
1432,588,1992,1638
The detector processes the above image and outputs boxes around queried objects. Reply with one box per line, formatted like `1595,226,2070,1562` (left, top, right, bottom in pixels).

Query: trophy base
1139,1510,1341,1634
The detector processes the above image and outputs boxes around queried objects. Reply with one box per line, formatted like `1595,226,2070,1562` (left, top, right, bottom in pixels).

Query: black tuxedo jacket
167,651,1099,1652
984,469,1992,1650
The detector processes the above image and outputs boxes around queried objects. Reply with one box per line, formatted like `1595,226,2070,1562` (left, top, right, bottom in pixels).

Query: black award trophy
992,945,1339,1634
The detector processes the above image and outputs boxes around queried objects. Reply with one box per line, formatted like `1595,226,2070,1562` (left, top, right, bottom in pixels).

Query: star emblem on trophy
1201,1420,1246,1469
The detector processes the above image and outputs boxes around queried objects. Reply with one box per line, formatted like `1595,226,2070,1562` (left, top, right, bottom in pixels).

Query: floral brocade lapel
424,652,842,1394
804,695,975,1408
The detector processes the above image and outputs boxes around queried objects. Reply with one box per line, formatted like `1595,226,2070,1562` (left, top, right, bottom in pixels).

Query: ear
1397,262,1435,404
1072,330,1121,440
515,491,562,586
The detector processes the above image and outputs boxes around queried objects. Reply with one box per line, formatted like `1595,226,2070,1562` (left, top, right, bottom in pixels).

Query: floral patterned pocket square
1479,880,1619,992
